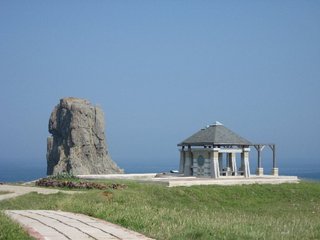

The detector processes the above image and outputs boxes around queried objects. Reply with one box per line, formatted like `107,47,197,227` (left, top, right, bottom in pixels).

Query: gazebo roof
178,121,252,146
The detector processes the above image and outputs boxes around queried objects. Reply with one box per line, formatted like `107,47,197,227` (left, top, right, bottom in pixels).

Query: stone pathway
0,184,78,201
0,185,153,239
5,210,153,240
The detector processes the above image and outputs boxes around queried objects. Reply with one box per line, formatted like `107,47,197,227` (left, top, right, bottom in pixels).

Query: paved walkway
1,185,153,239
5,210,153,240
0,184,78,201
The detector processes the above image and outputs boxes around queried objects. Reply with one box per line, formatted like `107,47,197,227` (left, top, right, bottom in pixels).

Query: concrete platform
77,174,300,187
154,175,300,187
5,210,153,240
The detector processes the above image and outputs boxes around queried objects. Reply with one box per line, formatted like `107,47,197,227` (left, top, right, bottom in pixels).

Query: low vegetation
0,212,33,240
35,177,127,190
1,180,320,239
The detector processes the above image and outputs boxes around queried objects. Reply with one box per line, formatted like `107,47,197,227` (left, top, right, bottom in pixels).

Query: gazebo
177,121,278,178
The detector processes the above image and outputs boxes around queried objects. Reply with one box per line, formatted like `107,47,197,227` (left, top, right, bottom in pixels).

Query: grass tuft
0,211,34,240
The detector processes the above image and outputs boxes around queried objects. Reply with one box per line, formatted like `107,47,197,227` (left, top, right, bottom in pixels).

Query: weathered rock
47,97,123,175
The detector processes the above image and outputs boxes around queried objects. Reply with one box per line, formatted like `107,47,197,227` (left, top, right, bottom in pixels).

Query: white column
179,149,185,174
218,152,223,172
270,144,279,176
225,153,230,176
210,148,220,178
255,145,265,176
184,150,193,176
229,152,237,176
241,148,250,178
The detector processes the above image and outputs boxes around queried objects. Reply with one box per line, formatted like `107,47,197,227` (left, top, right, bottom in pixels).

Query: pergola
177,122,278,178
253,144,278,176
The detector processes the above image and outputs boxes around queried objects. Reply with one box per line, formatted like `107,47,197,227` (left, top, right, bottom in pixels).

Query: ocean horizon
0,160,319,183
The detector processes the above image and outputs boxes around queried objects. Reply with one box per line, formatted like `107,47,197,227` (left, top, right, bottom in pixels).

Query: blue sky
0,1,319,173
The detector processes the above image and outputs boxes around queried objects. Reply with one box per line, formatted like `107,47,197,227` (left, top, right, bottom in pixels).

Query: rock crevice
47,97,123,175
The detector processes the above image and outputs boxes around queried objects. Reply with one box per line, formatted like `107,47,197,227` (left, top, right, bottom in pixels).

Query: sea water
0,159,319,182
0,159,177,182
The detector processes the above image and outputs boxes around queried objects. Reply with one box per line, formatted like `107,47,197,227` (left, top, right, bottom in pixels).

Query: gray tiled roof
178,122,251,146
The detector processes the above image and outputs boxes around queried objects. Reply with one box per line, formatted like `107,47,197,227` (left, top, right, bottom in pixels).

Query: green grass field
1,180,320,240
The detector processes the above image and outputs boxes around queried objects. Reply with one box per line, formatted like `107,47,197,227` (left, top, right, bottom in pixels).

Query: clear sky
0,1,319,173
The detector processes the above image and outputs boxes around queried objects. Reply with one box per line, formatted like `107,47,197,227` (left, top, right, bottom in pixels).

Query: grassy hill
1,180,320,240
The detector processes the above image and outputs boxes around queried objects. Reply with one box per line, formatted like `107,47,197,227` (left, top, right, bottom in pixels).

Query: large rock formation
47,97,123,175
